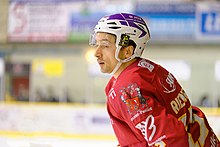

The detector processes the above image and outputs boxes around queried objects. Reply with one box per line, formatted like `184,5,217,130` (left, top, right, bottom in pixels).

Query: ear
125,45,135,58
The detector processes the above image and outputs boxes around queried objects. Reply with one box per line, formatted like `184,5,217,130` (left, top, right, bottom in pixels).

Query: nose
94,46,102,58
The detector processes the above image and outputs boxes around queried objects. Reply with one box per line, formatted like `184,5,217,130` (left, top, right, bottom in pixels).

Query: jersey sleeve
117,70,190,146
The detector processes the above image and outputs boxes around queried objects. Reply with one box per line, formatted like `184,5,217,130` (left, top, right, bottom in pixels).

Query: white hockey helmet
89,13,150,62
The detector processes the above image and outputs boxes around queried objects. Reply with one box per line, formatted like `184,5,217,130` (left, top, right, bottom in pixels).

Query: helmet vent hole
107,22,117,25
109,26,121,29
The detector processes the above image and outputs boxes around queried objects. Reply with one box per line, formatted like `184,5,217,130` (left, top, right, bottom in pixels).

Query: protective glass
89,32,116,48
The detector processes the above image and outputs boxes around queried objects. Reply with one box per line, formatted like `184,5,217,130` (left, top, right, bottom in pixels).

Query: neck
113,58,137,78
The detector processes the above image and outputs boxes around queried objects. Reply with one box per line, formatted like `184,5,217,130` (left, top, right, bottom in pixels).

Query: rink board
0,102,219,140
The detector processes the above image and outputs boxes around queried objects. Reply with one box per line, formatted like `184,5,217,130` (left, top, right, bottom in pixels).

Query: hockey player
89,13,220,147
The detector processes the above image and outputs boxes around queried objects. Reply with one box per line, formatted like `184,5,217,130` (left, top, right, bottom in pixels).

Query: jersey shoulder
127,58,160,82
135,58,158,72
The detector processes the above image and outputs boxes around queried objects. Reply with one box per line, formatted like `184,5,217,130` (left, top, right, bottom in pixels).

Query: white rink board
0,103,219,147
0,103,114,135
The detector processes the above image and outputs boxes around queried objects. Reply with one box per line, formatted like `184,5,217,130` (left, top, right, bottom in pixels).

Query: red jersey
105,58,220,147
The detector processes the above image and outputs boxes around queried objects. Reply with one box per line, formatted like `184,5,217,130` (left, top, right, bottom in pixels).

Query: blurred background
0,0,220,146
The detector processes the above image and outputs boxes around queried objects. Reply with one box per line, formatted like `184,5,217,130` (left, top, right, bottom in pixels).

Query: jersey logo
160,73,176,93
138,59,154,72
120,83,149,114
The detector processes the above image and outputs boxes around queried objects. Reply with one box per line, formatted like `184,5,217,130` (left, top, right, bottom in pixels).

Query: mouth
97,59,104,65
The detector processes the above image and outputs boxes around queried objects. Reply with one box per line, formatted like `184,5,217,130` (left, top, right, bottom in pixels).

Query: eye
101,44,110,49
104,44,110,48
100,43,111,48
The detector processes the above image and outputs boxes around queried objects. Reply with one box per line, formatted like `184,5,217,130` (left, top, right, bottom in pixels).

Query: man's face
94,32,118,74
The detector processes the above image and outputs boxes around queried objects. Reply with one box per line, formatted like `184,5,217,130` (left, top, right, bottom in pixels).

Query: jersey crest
120,83,149,114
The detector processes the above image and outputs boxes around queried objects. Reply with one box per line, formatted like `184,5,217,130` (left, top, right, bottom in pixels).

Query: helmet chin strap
110,61,122,76
110,54,136,76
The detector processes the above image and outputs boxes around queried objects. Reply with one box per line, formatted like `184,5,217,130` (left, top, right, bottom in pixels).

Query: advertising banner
8,1,69,42
195,2,220,43
8,0,220,44
8,0,134,42
135,2,196,43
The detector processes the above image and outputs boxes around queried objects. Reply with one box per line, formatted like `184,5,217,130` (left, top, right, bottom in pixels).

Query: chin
101,69,111,74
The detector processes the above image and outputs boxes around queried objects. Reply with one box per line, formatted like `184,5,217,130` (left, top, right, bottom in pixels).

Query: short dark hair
129,39,136,49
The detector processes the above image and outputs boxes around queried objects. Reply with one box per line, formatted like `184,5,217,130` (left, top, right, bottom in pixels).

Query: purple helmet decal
108,13,147,38
119,21,128,26
108,13,145,25
108,13,125,20
127,21,146,38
